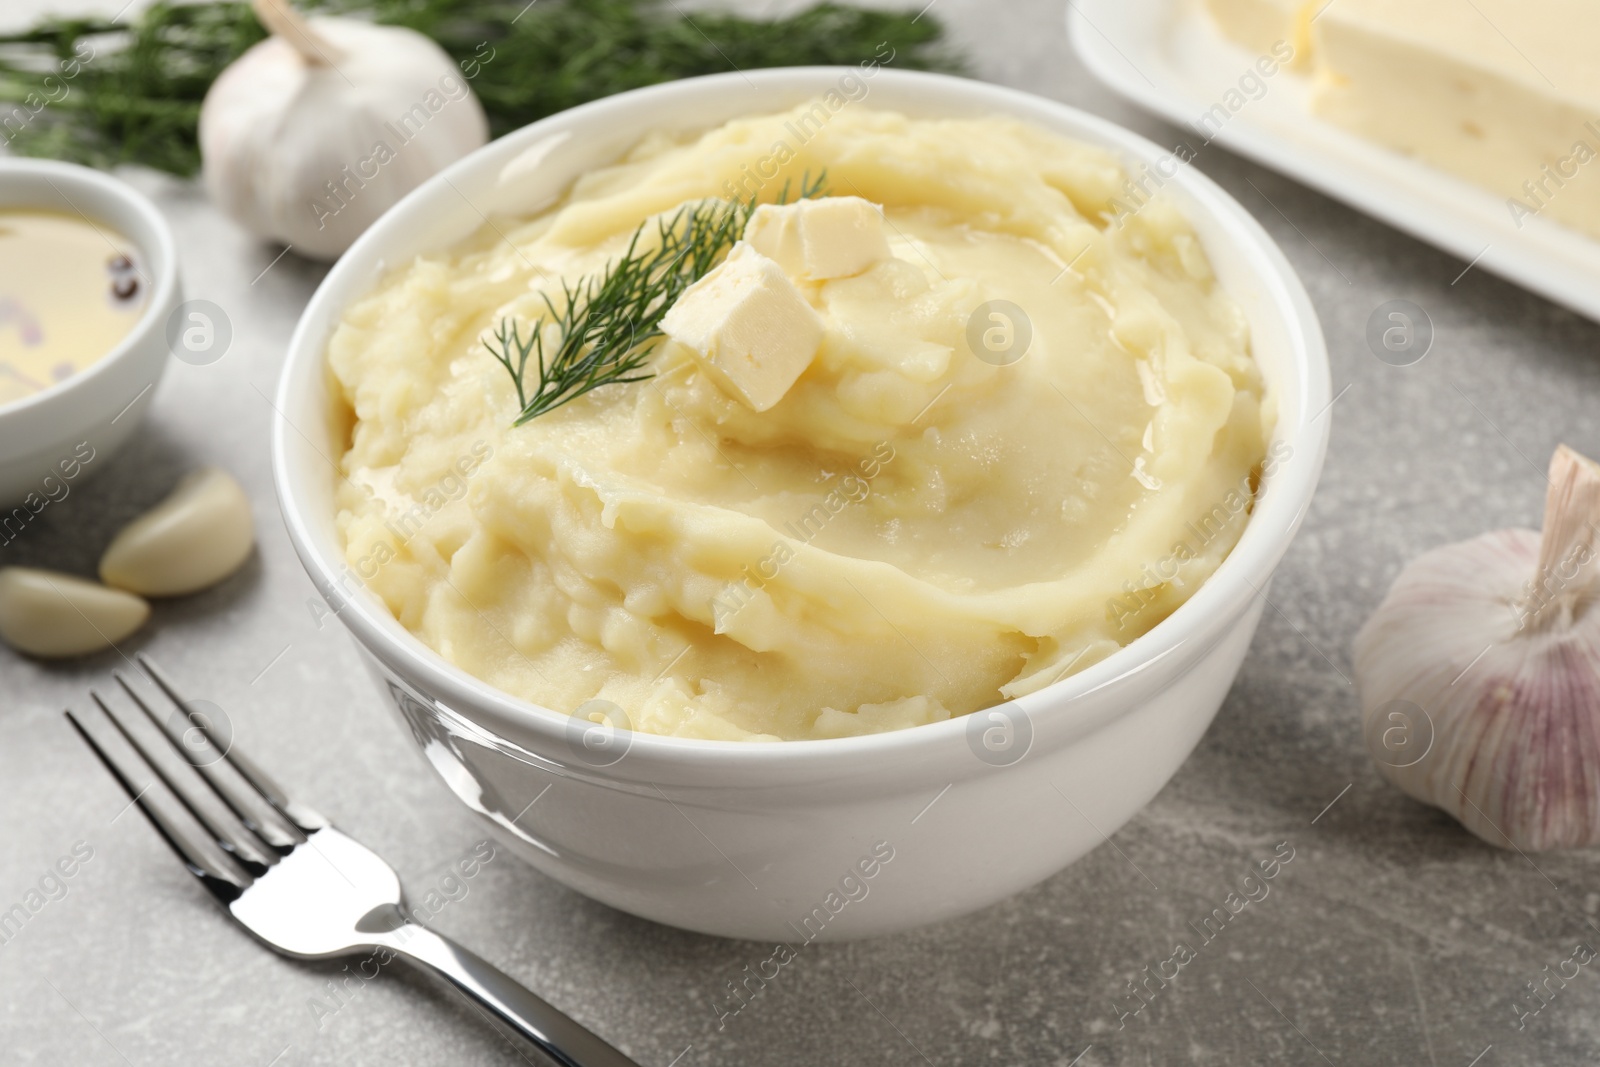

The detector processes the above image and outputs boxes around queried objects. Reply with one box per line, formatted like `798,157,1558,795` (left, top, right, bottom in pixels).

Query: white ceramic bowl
0,160,178,507
274,68,1330,942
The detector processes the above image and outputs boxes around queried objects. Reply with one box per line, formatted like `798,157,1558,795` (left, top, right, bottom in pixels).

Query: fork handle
386,922,641,1067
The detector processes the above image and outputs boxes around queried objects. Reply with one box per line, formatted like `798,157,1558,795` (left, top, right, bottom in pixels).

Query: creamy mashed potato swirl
328,104,1274,741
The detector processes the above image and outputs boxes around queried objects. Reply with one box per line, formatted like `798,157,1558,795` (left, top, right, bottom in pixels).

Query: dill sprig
485,172,825,425
0,0,962,176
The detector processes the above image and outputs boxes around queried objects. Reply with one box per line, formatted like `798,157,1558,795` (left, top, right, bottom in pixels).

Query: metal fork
65,655,639,1067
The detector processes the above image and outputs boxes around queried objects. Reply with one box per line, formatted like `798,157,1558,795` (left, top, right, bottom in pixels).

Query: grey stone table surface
5,1,1600,1065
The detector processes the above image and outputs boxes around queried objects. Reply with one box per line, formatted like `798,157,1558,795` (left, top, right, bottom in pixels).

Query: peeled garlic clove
0,567,149,658
100,468,255,597
199,0,489,260
1354,445,1600,851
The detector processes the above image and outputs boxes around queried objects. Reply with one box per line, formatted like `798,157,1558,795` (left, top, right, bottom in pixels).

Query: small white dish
0,160,179,507
1067,0,1600,323
274,68,1330,941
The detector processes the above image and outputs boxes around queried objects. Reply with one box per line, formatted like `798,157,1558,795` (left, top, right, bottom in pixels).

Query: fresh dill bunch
0,0,963,176
485,172,826,425
0,2,266,175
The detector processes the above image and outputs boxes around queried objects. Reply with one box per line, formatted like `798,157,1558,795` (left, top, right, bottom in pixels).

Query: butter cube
743,196,891,282
661,242,823,411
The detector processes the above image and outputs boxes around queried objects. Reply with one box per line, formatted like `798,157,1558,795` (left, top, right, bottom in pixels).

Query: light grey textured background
5,1,1600,1065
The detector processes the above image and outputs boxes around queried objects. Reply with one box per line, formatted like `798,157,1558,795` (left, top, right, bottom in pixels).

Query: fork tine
92,690,276,872
65,709,250,902
113,673,303,852
137,654,327,833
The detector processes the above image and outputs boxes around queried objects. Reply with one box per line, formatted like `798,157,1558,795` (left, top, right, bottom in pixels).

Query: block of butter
1201,0,1600,239
661,241,824,411
1307,0,1600,238
743,196,891,282
1203,0,1313,63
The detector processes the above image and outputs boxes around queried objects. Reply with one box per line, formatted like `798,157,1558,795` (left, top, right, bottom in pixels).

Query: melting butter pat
660,241,823,411
743,196,891,282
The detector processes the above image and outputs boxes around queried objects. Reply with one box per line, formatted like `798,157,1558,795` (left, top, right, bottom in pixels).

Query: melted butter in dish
328,104,1275,741
0,210,145,406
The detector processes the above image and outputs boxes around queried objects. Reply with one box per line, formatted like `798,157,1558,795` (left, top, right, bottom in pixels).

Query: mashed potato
328,103,1274,741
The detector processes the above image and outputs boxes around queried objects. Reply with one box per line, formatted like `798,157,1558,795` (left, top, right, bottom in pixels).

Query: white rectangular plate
1066,0,1600,321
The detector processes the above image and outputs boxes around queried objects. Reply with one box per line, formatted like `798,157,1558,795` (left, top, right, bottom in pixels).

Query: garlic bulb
199,0,488,260
1354,445,1600,851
